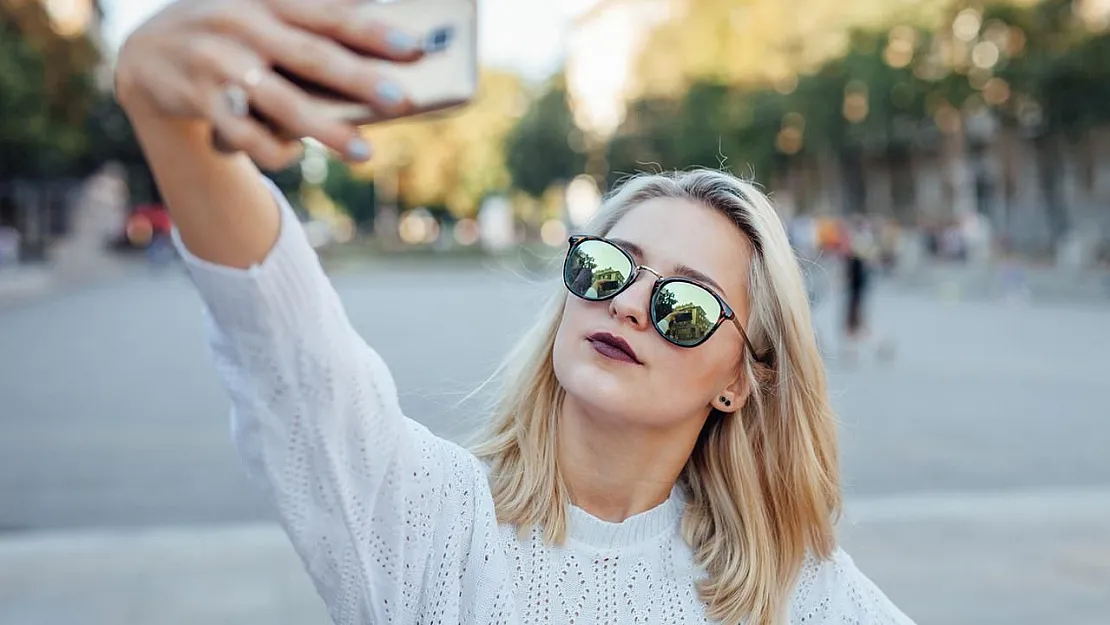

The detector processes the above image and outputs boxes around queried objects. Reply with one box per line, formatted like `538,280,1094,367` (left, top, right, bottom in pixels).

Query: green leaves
0,2,103,179
604,0,1110,182
504,75,586,198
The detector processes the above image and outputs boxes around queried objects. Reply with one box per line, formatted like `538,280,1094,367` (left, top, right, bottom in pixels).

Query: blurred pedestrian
843,215,875,341
841,216,896,364
113,2,915,623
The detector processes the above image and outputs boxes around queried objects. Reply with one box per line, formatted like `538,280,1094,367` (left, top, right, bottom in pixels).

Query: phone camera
425,25,455,53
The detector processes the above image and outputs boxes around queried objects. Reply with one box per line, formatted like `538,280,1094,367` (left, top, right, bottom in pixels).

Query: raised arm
173,178,507,623
114,0,420,269
114,2,512,622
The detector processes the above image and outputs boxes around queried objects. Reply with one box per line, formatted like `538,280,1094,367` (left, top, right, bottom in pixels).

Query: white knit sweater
174,180,915,625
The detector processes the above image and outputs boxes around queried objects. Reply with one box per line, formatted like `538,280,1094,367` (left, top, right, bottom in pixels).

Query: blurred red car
124,203,173,248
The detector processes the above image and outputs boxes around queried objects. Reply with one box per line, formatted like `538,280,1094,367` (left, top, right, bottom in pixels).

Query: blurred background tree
355,69,528,220
2,0,1107,261
594,0,1110,254
505,73,587,199
0,0,102,179
321,158,374,231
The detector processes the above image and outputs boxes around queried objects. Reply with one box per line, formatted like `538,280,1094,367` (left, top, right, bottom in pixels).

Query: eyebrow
609,237,728,295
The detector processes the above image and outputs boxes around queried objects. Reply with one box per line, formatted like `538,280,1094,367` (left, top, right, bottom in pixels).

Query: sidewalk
0,253,141,311
2,489,1108,625
0,266,57,306
803,256,1110,306
0,524,330,625
892,261,1110,304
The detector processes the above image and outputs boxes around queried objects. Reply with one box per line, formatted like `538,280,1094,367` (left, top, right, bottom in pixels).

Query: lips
587,331,641,364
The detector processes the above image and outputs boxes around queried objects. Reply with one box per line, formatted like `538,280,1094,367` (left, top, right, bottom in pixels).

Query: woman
115,1,914,623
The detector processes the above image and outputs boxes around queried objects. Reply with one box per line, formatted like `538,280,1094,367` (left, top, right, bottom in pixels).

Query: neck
557,394,704,522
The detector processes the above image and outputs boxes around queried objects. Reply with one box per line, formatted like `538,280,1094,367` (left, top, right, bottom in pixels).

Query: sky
101,0,601,81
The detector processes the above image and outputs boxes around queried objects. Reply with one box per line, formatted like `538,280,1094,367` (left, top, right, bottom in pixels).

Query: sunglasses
563,235,764,361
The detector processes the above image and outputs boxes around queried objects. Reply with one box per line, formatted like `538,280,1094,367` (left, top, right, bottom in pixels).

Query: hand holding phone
117,0,478,165
274,0,479,128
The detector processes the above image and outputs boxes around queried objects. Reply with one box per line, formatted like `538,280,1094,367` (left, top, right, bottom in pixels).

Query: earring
720,396,732,408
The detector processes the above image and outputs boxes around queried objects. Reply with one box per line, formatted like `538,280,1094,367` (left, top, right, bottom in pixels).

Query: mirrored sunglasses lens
652,282,722,346
565,240,632,300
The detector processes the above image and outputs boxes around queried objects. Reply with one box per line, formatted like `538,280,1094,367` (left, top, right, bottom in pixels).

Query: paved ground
1,259,1108,624
3,493,1108,625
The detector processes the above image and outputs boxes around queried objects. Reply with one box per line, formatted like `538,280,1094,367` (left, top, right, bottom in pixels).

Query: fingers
240,14,416,118
268,0,424,61
209,91,304,171
246,69,374,160
195,38,372,164
164,3,415,162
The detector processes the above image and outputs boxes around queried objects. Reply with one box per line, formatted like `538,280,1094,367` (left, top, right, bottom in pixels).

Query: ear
713,369,752,413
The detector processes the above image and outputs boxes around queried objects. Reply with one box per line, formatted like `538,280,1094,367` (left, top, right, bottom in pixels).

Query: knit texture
173,179,915,625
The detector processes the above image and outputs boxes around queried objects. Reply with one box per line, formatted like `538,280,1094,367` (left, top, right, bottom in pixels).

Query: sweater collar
566,486,686,549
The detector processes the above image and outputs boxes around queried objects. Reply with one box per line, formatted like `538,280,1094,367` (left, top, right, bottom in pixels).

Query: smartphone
277,0,479,126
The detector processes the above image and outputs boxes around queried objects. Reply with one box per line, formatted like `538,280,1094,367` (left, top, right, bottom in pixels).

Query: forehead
606,196,753,301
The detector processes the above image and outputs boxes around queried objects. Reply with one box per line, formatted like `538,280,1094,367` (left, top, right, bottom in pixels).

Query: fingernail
347,137,371,161
386,30,419,54
376,80,405,105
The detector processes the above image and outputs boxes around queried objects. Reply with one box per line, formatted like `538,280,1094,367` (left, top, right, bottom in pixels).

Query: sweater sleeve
789,548,916,624
172,178,514,624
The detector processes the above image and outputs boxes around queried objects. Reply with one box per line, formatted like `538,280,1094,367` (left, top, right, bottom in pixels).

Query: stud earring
720,396,732,408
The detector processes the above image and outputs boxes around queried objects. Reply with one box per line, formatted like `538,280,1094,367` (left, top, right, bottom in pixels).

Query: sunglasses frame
564,235,765,362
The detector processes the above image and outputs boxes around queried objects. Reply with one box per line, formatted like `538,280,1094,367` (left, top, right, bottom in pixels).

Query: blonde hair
471,169,840,625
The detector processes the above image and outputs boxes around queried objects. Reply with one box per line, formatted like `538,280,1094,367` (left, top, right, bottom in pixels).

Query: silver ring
222,83,249,118
221,67,265,118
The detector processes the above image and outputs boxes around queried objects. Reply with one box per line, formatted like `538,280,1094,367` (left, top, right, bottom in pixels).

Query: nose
609,268,657,330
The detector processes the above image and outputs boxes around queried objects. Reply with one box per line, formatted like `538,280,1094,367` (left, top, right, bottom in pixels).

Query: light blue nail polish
377,80,405,105
386,31,418,54
347,138,372,161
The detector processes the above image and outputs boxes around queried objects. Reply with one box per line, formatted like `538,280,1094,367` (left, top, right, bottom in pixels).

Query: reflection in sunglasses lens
565,240,633,300
652,282,721,346
564,240,724,348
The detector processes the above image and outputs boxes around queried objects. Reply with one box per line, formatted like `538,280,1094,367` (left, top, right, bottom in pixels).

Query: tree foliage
322,159,375,229
504,74,586,198
0,0,102,179
600,0,1110,186
355,69,527,218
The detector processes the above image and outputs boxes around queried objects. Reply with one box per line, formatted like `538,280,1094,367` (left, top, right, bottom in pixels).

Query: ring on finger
220,67,267,118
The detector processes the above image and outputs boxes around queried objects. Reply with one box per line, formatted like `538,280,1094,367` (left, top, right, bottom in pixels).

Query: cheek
556,296,597,336
656,342,738,400
552,300,585,368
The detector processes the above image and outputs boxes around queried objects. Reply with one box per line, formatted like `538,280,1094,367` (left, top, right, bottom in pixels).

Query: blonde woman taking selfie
115,1,915,623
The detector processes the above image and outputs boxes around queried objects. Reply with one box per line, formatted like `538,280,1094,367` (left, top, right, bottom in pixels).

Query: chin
553,335,640,416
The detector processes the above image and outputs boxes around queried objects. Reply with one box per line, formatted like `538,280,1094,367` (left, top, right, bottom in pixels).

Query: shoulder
788,547,916,625
402,419,491,493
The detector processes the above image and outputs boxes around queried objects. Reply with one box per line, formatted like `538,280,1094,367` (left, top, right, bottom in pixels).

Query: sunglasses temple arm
730,316,761,364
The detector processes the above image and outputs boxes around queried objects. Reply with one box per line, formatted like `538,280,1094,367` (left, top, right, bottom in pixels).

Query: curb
0,258,146,312
0,268,56,307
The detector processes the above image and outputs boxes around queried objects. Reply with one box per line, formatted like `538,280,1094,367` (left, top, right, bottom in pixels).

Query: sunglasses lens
652,281,722,347
565,239,633,300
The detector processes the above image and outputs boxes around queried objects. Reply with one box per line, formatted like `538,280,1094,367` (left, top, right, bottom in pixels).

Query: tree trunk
889,149,916,226
1034,133,1068,253
839,149,866,215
